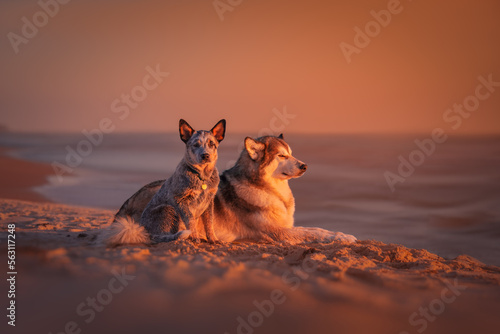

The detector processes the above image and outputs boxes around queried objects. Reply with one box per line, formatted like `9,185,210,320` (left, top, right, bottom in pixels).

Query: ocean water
1,132,499,265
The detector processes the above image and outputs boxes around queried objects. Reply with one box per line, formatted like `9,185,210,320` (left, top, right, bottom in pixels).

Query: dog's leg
278,227,357,244
265,226,302,244
178,210,200,243
161,205,180,233
292,227,357,243
261,225,354,245
201,202,218,243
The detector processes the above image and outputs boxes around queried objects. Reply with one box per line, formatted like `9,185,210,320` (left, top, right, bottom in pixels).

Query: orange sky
1,0,499,134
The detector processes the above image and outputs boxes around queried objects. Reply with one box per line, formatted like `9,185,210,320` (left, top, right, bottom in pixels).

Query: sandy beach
2,0,500,332
2,198,500,334
1,150,500,334
0,148,53,203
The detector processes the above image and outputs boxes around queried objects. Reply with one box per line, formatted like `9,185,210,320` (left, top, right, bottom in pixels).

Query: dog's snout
201,153,210,161
299,163,307,171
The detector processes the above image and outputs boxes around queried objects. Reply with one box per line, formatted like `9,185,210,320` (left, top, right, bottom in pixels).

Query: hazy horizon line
2,129,500,138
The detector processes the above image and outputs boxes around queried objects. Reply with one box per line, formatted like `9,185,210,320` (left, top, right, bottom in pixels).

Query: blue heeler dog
103,119,226,244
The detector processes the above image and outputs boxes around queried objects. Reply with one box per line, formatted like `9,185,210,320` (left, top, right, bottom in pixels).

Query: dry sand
1,198,500,334
1,149,499,334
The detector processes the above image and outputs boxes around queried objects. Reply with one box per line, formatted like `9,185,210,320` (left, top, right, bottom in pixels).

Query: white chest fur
233,179,295,227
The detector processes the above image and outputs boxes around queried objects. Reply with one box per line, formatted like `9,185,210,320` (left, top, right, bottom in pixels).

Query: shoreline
0,147,53,203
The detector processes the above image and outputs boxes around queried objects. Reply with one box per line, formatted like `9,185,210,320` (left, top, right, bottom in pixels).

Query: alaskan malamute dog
104,134,356,245
212,134,356,243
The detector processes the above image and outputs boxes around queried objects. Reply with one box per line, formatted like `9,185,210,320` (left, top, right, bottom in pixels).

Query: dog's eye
208,141,215,148
193,142,201,148
278,154,288,159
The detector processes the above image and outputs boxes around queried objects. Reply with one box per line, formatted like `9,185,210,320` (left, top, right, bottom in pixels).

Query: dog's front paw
188,231,201,243
206,234,219,244
330,232,357,243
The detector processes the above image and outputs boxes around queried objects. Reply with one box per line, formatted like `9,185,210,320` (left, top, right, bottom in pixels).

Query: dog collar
188,166,208,190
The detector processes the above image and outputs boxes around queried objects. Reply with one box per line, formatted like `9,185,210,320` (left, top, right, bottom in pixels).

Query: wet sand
0,148,52,203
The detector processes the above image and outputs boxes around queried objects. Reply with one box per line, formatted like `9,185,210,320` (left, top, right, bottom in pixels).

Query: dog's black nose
201,153,210,161
300,163,307,171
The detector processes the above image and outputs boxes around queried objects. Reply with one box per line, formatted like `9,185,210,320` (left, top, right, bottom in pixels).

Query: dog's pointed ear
278,133,284,140
211,119,226,142
179,119,195,143
244,137,265,160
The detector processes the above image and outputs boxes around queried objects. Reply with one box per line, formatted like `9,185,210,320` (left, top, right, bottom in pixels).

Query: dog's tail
151,230,192,243
101,216,150,247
